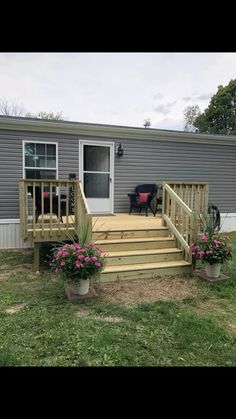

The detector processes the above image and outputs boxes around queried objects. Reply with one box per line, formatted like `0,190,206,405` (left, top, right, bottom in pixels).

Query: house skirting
0,219,32,249
220,214,236,233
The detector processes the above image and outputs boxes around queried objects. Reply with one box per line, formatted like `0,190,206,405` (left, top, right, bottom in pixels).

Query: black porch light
116,143,124,157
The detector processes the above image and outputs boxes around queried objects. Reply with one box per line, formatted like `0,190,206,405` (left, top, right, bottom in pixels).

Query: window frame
22,140,58,180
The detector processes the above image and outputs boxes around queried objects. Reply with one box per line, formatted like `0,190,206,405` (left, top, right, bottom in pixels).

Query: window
23,142,57,179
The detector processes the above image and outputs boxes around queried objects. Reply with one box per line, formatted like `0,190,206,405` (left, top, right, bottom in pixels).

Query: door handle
110,178,112,183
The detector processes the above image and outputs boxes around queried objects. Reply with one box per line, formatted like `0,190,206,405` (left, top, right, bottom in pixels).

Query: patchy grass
0,233,236,366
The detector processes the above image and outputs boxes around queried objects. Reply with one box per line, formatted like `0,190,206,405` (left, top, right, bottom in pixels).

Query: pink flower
94,262,101,267
55,268,61,273
214,240,222,246
75,262,82,269
206,250,213,254
84,257,91,262
197,251,205,258
60,261,66,266
200,234,208,243
61,251,68,257
91,256,97,261
77,255,84,260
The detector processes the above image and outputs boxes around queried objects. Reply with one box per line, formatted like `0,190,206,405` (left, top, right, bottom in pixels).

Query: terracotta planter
205,262,221,278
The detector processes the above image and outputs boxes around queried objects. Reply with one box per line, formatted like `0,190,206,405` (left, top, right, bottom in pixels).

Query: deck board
92,213,162,231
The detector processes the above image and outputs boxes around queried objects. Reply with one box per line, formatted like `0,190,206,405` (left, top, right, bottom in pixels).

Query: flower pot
205,262,221,278
77,278,90,295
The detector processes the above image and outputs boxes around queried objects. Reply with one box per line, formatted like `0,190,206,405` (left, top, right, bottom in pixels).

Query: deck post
33,242,40,272
161,184,166,226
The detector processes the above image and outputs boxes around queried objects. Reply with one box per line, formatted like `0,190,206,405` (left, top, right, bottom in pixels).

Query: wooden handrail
163,184,193,217
162,183,199,263
76,181,92,243
166,181,209,215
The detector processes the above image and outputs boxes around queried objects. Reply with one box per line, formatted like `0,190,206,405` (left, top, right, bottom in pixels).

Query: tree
25,111,64,120
183,105,201,132
0,99,25,116
143,118,151,128
193,79,236,135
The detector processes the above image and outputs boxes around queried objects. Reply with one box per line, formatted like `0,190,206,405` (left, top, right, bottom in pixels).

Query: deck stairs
92,224,192,283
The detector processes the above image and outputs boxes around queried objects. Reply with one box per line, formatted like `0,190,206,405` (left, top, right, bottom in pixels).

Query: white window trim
22,140,58,179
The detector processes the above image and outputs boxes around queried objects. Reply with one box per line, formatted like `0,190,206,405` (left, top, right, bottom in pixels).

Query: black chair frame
28,186,68,223
128,184,158,217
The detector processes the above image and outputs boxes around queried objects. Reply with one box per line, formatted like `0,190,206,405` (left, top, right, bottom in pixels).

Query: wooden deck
24,213,162,242
91,213,162,232
19,180,208,277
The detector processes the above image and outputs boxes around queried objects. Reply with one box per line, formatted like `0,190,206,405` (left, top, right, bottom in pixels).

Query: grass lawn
0,233,236,366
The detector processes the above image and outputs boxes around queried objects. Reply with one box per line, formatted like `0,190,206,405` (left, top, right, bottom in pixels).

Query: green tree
193,79,236,135
183,105,201,132
25,111,65,120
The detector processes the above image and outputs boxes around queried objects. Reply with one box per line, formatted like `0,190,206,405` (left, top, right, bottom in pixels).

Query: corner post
161,183,166,226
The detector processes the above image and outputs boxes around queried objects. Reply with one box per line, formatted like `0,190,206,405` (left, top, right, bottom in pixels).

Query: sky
0,52,236,130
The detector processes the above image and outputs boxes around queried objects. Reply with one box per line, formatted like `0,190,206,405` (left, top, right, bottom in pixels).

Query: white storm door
79,141,114,213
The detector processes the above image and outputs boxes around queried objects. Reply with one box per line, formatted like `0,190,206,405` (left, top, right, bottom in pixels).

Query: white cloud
0,52,236,130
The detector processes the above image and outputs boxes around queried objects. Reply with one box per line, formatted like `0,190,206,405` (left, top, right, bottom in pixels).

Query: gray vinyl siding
0,128,236,219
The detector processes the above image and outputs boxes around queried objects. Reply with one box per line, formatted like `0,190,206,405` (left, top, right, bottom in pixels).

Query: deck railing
162,182,208,263
167,182,208,214
19,179,92,243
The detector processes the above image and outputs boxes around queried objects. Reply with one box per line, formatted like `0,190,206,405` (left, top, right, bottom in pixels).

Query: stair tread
106,248,182,257
103,260,191,273
93,227,168,232
97,237,173,244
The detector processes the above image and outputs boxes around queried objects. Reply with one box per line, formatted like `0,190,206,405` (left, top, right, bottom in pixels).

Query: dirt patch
9,264,32,272
93,276,199,304
195,298,228,315
0,272,11,281
0,265,34,282
93,315,123,323
0,264,11,271
73,309,91,318
74,309,124,323
4,303,27,314
0,264,32,275
226,323,236,336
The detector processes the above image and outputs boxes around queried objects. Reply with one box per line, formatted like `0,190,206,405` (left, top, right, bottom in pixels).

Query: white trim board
0,219,20,224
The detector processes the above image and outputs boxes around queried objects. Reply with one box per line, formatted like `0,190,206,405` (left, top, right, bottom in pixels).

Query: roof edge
0,116,236,145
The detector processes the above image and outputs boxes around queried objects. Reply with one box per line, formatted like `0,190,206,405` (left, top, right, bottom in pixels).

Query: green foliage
194,79,236,134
